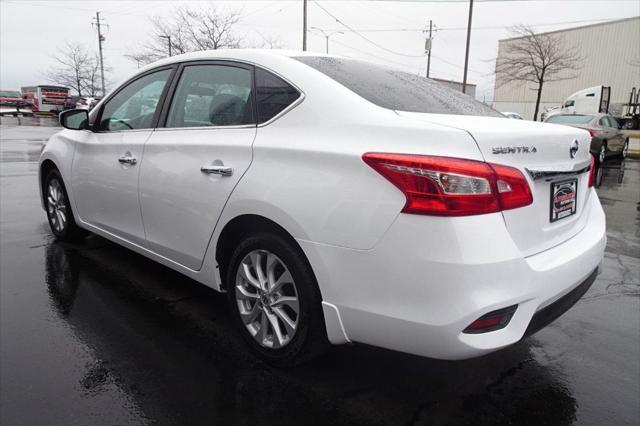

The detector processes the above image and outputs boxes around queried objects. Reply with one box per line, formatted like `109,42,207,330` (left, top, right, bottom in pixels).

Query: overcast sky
1,0,638,101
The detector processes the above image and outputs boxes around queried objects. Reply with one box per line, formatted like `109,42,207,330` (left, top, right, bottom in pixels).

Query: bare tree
46,43,109,96
85,54,112,97
127,6,242,66
495,25,583,121
254,31,284,49
46,42,92,96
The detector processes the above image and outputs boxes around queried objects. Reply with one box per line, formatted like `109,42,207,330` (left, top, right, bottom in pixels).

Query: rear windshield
0,91,21,98
546,114,594,124
293,56,501,117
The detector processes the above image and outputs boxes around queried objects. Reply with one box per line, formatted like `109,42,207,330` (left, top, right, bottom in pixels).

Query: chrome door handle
201,165,233,177
118,155,137,165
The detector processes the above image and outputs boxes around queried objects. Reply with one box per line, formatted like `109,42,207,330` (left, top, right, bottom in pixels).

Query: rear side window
166,65,254,128
598,116,611,128
255,68,301,124
293,56,501,117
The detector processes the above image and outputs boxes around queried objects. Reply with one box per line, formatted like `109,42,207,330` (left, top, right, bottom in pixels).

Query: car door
606,116,625,152
138,62,256,270
70,67,174,245
597,116,615,153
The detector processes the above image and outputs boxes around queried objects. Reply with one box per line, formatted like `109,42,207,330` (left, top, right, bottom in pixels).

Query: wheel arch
39,159,60,209
215,214,317,293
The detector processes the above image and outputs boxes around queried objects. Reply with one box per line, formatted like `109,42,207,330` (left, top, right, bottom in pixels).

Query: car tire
43,169,87,241
621,139,629,159
226,231,328,366
594,144,606,188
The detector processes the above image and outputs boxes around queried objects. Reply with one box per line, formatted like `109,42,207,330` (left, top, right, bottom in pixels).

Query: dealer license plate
550,179,577,222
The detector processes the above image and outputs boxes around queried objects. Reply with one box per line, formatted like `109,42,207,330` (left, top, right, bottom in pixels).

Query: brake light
362,153,533,216
588,153,596,187
587,129,597,138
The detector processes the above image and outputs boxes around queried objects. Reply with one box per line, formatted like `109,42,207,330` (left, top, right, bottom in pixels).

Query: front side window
98,68,172,131
255,68,301,124
166,65,253,128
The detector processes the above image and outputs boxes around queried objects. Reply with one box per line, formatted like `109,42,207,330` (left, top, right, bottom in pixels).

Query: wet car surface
1,117,638,425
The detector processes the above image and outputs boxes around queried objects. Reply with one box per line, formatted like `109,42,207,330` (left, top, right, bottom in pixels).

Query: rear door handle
118,154,137,165
201,165,233,177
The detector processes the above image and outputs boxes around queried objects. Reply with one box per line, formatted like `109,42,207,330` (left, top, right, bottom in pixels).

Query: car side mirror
59,109,88,130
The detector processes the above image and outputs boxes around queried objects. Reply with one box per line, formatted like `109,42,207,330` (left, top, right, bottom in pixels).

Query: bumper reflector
463,305,518,334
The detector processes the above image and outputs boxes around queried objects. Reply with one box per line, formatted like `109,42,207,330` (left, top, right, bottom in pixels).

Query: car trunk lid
396,112,594,256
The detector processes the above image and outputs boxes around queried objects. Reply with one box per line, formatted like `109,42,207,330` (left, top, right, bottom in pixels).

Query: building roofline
431,77,476,87
498,16,639,42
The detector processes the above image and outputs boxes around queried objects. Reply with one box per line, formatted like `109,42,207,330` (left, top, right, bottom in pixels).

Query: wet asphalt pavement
1,117,638,426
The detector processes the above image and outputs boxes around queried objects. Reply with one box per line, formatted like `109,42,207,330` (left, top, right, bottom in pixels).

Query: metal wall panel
493,17,640,120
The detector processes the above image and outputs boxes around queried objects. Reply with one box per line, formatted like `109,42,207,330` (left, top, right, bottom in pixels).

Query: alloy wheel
599,145,606,163
47,179,67,233
235,249,300,349
622,140,629,159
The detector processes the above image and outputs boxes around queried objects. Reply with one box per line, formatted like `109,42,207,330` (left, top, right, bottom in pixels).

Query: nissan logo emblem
569,140,579,159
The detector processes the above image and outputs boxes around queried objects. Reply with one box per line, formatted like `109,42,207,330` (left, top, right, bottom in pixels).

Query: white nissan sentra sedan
39,50,605,365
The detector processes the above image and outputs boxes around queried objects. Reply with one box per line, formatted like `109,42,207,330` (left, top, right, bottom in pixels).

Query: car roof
140,49,327,70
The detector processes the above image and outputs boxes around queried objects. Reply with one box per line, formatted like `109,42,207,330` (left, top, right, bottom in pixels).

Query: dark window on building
293,56,501,117
255,68,301,124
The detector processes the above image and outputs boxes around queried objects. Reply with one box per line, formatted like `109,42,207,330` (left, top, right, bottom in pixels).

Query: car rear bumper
300,188,606,359
523,267,597,338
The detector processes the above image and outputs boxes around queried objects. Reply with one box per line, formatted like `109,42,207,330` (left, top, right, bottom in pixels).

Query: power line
329,38,421,72
3,0,94,12
313,17,628,33
242,1,282,19
311,0,425,58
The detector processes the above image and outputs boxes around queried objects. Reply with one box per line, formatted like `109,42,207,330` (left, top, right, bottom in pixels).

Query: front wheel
44,170,87,241
226,232,328,366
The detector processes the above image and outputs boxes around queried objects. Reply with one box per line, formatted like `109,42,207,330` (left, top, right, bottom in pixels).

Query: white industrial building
493,17,640,120
432,78,476,98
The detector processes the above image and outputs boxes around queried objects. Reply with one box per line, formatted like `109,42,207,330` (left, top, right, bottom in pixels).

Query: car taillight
362,153,533,216
587,129,597,138
588,153,596,187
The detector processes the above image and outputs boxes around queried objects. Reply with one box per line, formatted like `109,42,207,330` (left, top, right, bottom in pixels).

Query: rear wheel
226,232,328,366
44,170,87,241
621,139,629,159
595,145,606,188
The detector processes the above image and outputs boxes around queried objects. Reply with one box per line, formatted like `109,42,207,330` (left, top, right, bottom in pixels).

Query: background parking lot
0,117,638,425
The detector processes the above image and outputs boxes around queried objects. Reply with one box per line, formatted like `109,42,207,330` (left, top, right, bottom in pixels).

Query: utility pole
302,0,308,51
462,0,473,94
425,20,433,78
159,35,172,57
92,12,106,97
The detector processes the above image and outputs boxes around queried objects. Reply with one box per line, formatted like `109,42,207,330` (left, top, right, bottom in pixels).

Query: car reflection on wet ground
1,117,638,425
